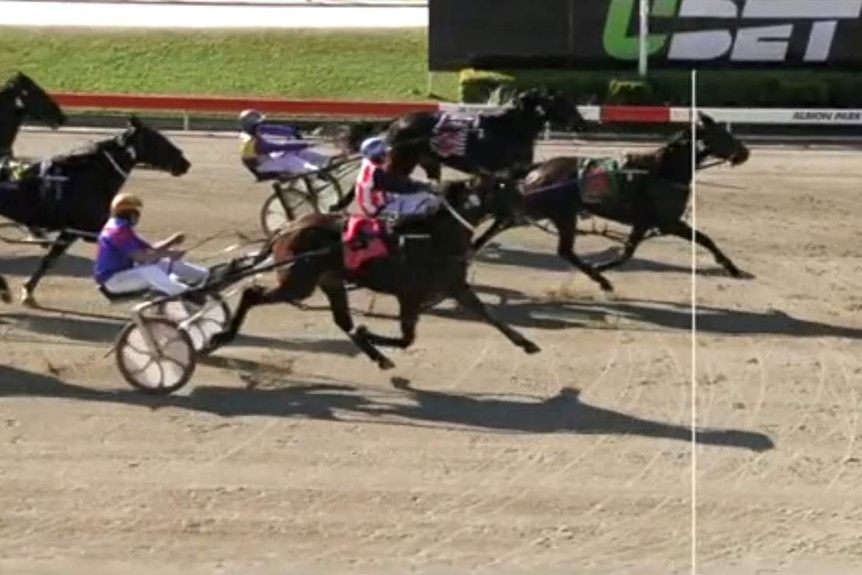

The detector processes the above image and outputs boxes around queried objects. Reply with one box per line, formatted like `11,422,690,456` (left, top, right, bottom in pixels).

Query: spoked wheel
310,171,345,214
259,183,319,238
157,293,232,352
114,317,196,395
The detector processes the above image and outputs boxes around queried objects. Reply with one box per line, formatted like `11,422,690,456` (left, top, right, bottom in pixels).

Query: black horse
329,87,589,212
470,112,751,293
205,175,538,369
0,71,68,243
0,115,191,306
0,71,67,157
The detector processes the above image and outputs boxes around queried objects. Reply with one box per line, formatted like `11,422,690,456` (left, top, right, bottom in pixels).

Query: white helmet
360,137,390,161
239,109,265,133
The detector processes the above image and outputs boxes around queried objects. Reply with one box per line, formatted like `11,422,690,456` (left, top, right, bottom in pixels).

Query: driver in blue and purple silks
238,109,331,178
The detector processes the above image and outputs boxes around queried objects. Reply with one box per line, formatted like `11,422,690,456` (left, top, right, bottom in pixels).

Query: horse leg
205,262,321,351
471,218,511,255
593,224,650,272
449,283,540,354
555,219,614,293
352,293,421,350
318,274,397,370
0,275,10,304
662,220,743,277
21,232,75,307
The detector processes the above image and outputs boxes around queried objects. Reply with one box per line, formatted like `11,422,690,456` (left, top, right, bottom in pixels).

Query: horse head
6,71,66,129
695,112,750,167
118,115,191,176
645,113,750,180
512,87,588,133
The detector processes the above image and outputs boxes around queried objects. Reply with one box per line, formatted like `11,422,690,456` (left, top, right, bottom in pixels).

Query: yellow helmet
110,193,143,217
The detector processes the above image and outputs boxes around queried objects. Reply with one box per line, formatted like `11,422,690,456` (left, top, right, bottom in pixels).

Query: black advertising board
428,0,862,71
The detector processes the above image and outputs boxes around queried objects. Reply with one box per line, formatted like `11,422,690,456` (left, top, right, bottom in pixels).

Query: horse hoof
378,357,395,370
729,267,753,280
19,290,37,308
600,282,615,293
522,341,541,355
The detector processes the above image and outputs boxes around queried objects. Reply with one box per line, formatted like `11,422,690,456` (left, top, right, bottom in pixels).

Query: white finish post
638,0,649,77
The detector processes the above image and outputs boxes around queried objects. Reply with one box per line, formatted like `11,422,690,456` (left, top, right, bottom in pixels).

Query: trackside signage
429,0,862,70
790,110,862,123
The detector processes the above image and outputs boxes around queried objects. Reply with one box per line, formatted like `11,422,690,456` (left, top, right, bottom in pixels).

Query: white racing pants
102,258,209,297
256,149,330,177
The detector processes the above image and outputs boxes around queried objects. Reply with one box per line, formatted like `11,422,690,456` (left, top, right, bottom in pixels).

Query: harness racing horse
328,88,589,212
0,71,68,242
0,71,67,157
205,175,540,370
470,112,751,293
0,115,191,306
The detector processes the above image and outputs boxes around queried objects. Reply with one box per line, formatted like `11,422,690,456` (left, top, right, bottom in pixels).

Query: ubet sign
604,0,862,63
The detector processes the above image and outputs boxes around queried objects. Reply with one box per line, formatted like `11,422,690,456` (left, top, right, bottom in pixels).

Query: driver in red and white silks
354,137,442,221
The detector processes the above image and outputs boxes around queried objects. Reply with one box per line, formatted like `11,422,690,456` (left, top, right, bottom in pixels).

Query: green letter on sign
603,0,679,60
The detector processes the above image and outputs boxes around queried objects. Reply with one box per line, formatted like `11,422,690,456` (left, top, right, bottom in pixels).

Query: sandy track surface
1,131,860,575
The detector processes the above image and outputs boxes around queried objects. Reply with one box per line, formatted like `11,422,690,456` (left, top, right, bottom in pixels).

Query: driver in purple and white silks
238,109,331,178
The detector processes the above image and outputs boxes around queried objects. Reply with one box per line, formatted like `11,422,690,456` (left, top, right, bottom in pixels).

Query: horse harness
429,112,483,158
0,145,133,207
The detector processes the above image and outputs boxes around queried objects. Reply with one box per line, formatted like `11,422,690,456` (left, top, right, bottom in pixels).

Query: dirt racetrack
1,131,861,575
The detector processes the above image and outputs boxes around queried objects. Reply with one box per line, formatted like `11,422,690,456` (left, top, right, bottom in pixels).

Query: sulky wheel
157,293,232,352
259,182,319,238
309,171,345,213
114,317,197,395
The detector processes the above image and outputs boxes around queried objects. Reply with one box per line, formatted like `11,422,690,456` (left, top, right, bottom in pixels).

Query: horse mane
0,76,18,97
1,73,17,90
625,148,664,172
27,131,128,172
626,127,690,172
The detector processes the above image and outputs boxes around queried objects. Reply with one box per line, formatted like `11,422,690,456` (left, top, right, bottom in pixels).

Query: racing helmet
360,137,390,161
110,192,143,217
239,109,265,133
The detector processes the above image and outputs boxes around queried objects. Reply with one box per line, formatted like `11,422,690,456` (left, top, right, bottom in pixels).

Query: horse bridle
103,139,137,180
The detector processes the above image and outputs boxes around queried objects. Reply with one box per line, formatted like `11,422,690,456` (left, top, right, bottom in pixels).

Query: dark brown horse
205,175,539,370
328,87,588,212
470,113,751,293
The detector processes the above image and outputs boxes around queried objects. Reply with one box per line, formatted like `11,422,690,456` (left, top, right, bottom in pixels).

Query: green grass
0,28,460,101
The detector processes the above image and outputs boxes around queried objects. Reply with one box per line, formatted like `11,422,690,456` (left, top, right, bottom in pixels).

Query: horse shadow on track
0,308,361,357
413,296,862,339
0,366,773,452
474,242,739,278
0,253,93,279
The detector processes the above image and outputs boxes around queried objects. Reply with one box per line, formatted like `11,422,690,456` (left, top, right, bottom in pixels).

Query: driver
354,136,442,223
94,193,209,297
239,109,331,178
